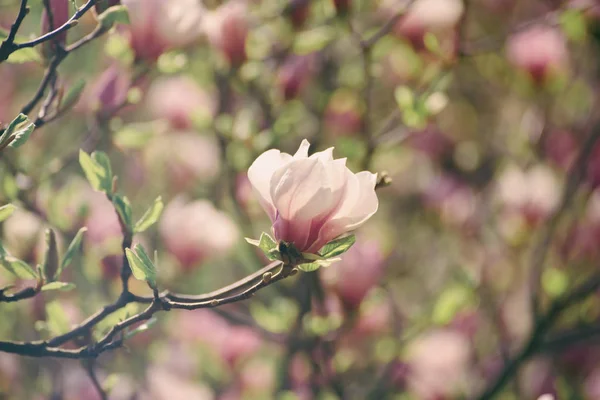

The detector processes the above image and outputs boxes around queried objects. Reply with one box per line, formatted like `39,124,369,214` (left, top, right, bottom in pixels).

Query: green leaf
394,86,414,110
57,227,87,277
560,9,587,42
125,244,157,288
318,234,356,259
1,114,35,149
98,5,130,29
112,194,133,231
124,317,157,340
423,32,441,55
6,47,42,64
0,204,16,222
41,282,76,292
42,229,59,282
60,79,86,112
91,151,113,193
134,196,163,233
297,262,321,272
293,27,336,55
0,256,37,279
46,300,71,335
246,233,281,261
432,285,473,325
113,122,155,149
79,149,113,193
543,267,569,298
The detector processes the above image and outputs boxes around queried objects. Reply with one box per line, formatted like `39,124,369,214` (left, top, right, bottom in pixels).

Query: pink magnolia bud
322,241,385,309
159,197,239,270
506,26,568,83
277,55,316,100
146,76,217,130
406,330,472,400
122,0,205,61
204,1,249,67
100,253,123,281
88,65,131,118
247,139,378,254
41,0,70,55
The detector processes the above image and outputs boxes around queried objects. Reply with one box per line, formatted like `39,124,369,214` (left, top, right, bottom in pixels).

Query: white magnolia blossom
248,140,378,253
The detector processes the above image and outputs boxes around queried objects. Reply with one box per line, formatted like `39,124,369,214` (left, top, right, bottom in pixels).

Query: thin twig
0,0,29,61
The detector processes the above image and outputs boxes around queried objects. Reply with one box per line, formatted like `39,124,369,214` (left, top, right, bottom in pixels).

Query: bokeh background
1,0,600,398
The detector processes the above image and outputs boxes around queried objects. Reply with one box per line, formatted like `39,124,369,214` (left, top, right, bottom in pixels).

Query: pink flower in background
322,241,385,309
406,329,472,399
324,90,363,136
88,64,131,118
146,76,216,130
174,310,262,367
497,164,560,226
543,130,578,170
146,367,214,400
84,191,122,246
159,197,239,270
41,0,69,58
122,0,205,61
203,1,249,66
248,139,378,253
277,55,316,100
388,0,464,51
144,132,221,190
506,26,568,83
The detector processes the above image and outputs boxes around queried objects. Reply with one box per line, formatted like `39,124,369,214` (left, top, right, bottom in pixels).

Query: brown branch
530,122,600,314
0,286,38,302
0,0,29,61
0,261,292,359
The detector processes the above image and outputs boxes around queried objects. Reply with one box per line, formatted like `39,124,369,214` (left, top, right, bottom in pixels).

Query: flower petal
293,139,311,159
248,149,292,221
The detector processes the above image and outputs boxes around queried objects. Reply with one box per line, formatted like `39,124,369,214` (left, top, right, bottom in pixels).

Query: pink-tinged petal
307,171,378,253
270,158,323,219
310,147,334,161
248,149,292,221
294,139,311,159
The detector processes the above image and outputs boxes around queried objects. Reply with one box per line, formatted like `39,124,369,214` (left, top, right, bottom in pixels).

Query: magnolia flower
122,0,205,61
159,197,239,269
41,0,69,58
248,140,378,254
146,76,216,130
203,1,249,66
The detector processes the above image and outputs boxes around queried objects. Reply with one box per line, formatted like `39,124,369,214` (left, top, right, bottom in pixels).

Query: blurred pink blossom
173,310,262,367
543,130,578,170
248,139,378,254
506,26,568,83
41,0,69,57
159,197,239,270
277,55,316,100
87,64,131,118
84,191,122,246
144,131,221,191
203,1,249,67
406,329,473,400
324,90,363,136
497,164,560,226
122,0,206,61
423,174,478,229
322,241,386,309
146,75,216,130
389,0,464,52
146,366,214,400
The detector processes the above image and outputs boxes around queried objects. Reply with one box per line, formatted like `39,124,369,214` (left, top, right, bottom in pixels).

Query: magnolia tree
1,0,600,399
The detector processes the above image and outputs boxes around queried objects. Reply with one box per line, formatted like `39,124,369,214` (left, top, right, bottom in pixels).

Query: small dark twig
0,0,29,61
0,286,37,302
83,360,108,400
